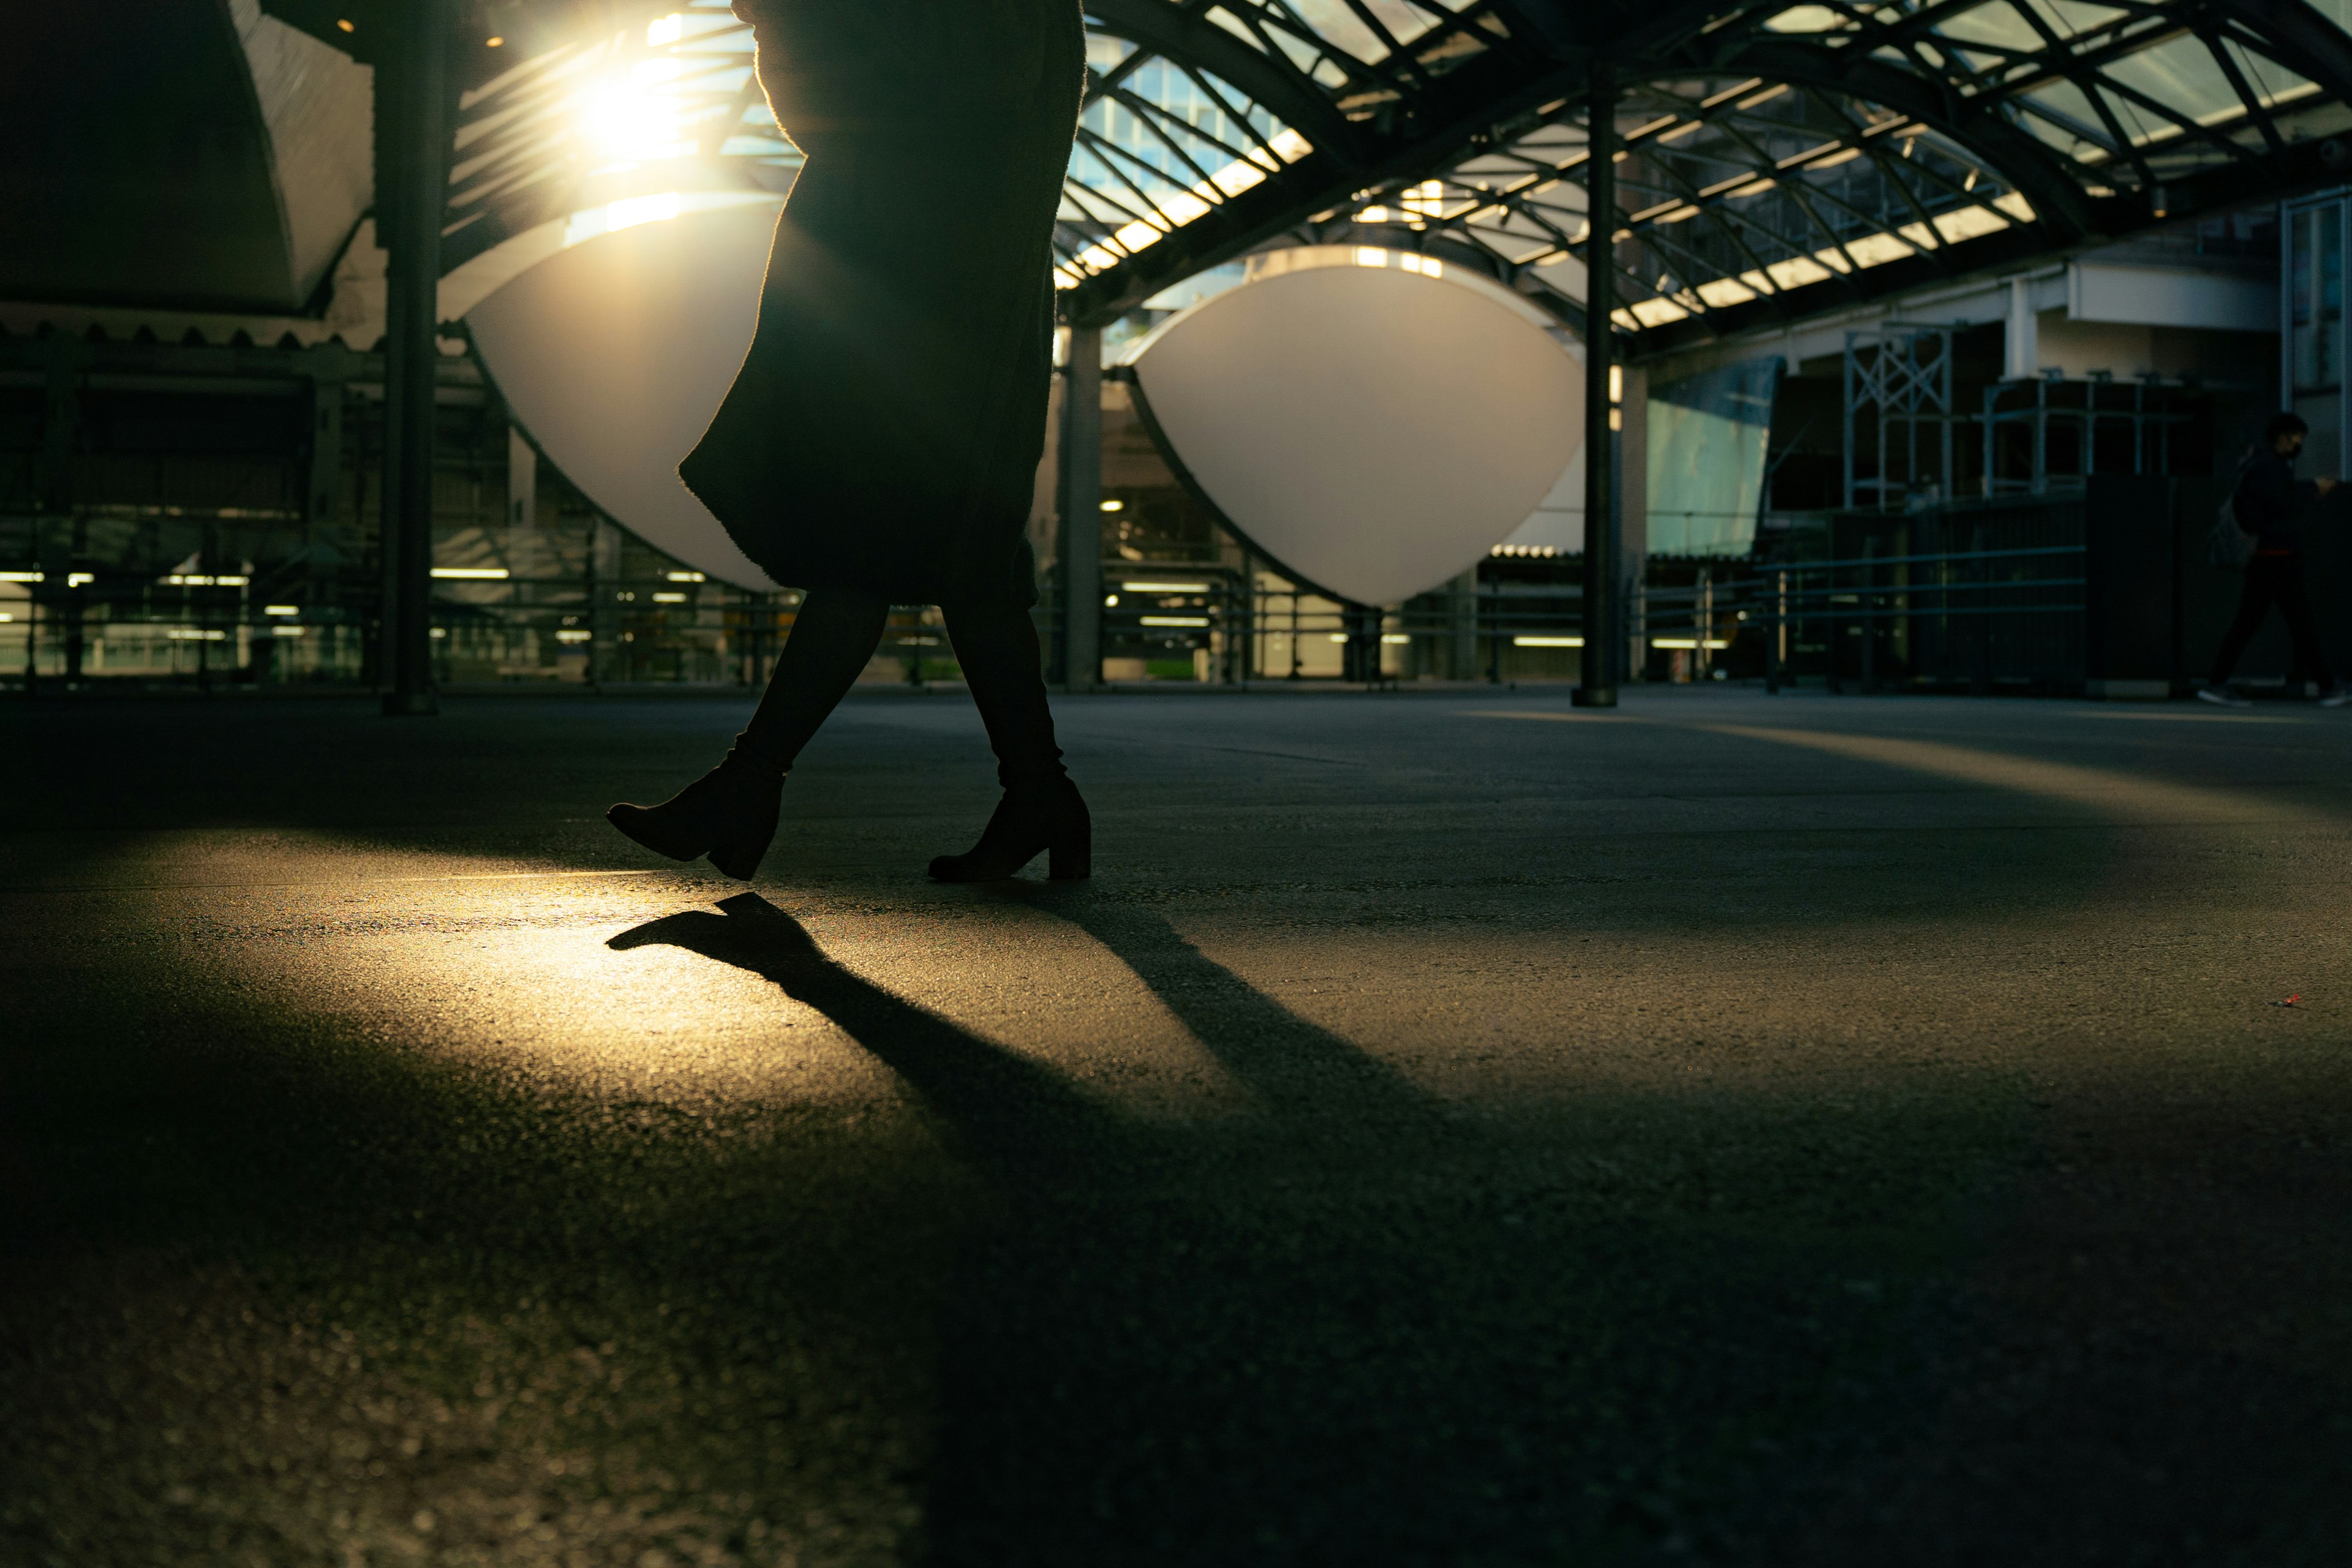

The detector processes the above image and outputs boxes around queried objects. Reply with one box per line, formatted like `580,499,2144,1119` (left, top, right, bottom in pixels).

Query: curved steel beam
2213,0,2352,105
1696,41,2101,244
1085,0,1367,167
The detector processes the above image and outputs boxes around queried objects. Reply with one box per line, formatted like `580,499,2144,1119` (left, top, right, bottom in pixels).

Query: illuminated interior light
1100,499,1124,511
646,13,684,45
430,627,447,638
1513,636,1584,647
1382,634,1411,644
165,628,228,641
431,567,511,579
336,18,354,32
1357,246,1387,267
664,570,706,582
652,592,688,603
1123,581,1212,592
1142,616,1210,627
263,604,300,616
0,570,41,582
486,36,503,47
1104,594,1118,606
556,629,592,644
271,624,307,637
66,572,94,587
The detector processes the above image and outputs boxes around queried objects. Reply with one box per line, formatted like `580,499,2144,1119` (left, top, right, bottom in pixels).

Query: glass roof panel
1764,7,1851,34
1286,0,1397,63
2222,37,2318,111
2024,0,2128,40
2097,34,2246,132
1930,2,2046,54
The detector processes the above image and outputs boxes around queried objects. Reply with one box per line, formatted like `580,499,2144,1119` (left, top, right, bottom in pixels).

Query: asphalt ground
3,685,2350,1567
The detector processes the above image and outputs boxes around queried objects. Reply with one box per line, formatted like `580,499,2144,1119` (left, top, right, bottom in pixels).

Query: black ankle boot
929,774,1090,882
606,753,783,881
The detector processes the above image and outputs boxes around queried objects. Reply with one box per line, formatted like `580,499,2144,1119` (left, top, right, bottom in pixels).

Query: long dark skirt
680,4,1083,608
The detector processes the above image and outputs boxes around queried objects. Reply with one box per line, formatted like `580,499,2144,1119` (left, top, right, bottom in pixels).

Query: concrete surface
3,687,2350,1566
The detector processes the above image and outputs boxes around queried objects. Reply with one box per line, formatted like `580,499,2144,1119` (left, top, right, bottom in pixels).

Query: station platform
5,687,2349,1564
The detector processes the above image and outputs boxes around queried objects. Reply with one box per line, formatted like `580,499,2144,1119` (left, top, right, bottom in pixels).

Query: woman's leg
734,587,892,772
930,597,1088,880
606,586,888,880
938,596,1064,786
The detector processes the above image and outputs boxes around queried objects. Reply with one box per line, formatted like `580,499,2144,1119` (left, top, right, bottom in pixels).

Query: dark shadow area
607,893,2352,1566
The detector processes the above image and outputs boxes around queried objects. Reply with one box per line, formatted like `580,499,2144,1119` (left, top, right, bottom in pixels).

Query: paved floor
4,685,2351,1566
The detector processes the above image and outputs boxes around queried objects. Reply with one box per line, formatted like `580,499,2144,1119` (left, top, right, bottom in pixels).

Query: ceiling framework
265,0,2352,354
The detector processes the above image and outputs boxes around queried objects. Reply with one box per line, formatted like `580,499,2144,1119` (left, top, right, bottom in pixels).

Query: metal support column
1059,324,1103,692
379,0,451,717
43,336,81,688
1574,53,1618,710
1450,566,1478,680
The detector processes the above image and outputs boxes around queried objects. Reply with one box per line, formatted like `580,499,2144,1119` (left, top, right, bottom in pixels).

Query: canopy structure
260,0,2352,356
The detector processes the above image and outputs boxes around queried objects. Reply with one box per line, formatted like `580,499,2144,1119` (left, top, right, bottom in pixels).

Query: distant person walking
607,0,1091,881
2202,412,2352,709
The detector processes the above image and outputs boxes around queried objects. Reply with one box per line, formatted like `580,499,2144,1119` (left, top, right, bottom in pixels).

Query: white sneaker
2197,686,2253,708
2322,688,2352,709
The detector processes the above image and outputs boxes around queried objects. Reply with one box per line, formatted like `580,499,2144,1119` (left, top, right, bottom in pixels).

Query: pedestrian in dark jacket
606,0,1093,882
2202,411,2352,708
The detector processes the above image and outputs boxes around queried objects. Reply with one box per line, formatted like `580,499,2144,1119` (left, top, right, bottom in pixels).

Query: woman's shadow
603,892,1899,1566
606,892,1499,1561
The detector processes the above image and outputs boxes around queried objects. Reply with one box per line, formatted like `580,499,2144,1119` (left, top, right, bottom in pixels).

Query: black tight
733,587,1065,786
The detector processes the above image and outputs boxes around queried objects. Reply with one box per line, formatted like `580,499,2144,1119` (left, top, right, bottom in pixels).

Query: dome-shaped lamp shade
1128,250,1583,607
467,202,783,589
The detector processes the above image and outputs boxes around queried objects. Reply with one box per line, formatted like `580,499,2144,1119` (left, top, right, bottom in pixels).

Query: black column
1574,53,1618,710
1059,326,1103,692
380,0,451,717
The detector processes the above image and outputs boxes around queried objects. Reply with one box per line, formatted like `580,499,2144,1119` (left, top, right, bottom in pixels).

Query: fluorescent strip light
663,571,705,582
1140,616,1210,628
0,571,40,583
431,567,510,579
1513,635,1584,647
652,592,687,603
1650,638,1732,649
1123,581,1211,592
